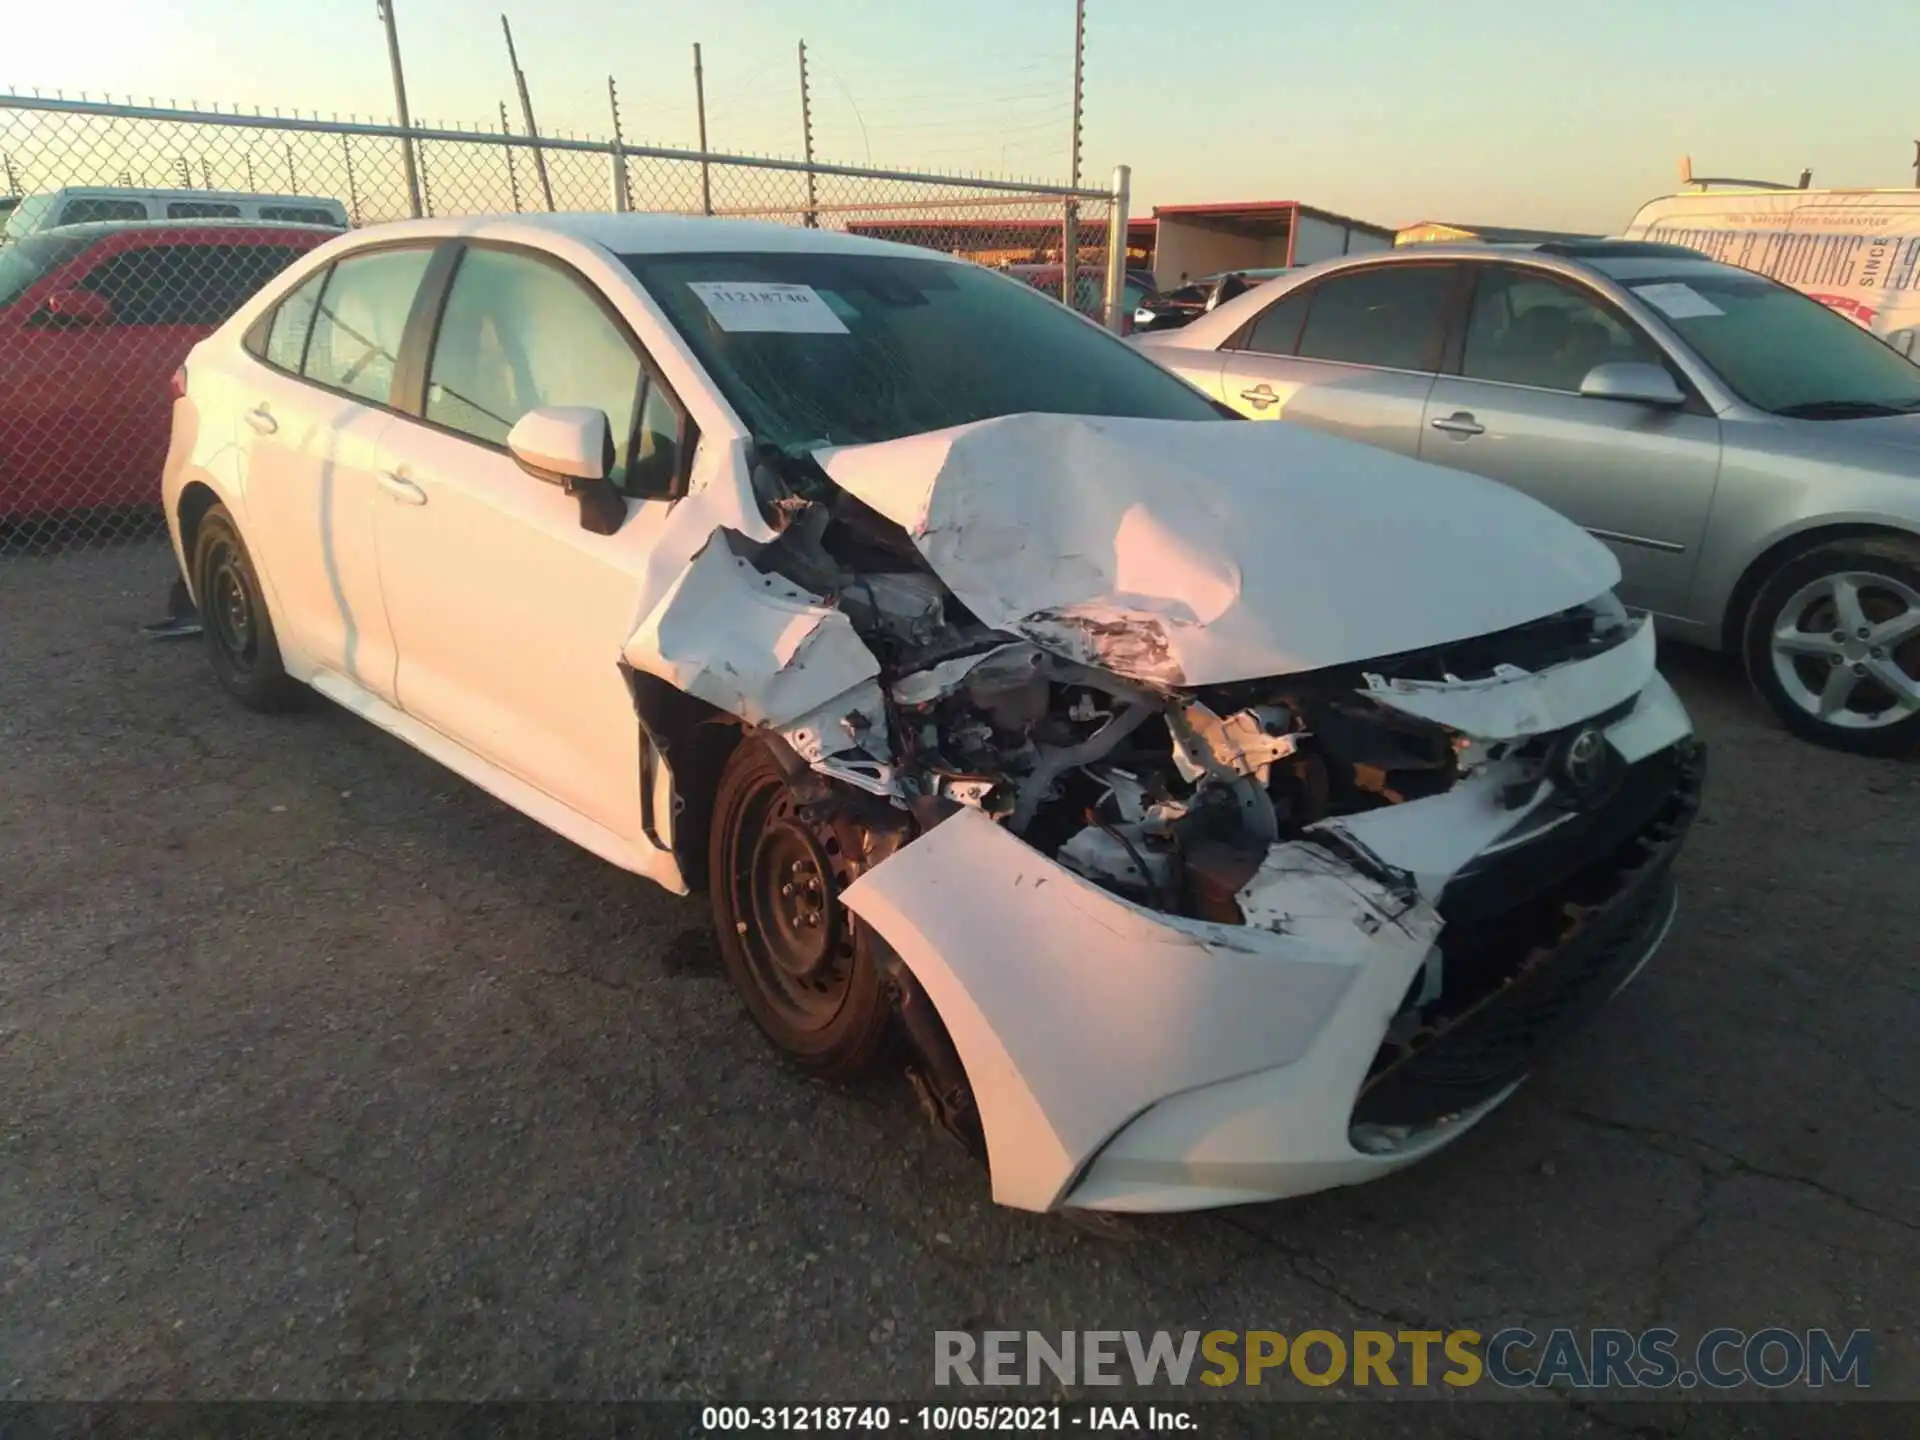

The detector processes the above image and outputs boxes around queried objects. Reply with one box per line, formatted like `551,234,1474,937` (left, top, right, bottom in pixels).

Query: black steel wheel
192,504,301,713
709,740,891,1077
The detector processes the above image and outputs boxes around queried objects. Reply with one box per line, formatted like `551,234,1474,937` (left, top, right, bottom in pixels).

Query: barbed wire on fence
1,93,1126,553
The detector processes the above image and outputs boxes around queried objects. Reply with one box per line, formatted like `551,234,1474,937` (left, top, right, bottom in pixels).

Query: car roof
343,210,971,263
43,218,344,240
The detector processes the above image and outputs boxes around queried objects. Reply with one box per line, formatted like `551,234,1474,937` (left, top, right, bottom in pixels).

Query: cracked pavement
2,545,1914,1429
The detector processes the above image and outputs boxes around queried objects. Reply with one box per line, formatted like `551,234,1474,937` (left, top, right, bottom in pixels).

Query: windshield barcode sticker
687,281,850,334
1632,282,1724,319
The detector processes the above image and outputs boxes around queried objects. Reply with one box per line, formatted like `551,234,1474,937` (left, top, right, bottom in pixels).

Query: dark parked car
0,219,333,523
1002,263,1161,334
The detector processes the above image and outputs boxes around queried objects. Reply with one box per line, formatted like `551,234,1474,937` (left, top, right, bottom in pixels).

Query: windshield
1615,264,1920,417
0,230,87,309
2,194,54,242
620,250,1222,449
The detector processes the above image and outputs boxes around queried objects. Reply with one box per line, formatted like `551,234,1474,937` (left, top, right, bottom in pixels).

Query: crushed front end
625,414,1705,1212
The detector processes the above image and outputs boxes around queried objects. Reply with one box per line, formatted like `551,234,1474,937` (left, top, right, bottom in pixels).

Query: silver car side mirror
1579,361,1686,408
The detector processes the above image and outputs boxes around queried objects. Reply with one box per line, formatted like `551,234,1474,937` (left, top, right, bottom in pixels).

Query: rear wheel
709,741,891,1077
192,504,302,713
1743,536,1920,756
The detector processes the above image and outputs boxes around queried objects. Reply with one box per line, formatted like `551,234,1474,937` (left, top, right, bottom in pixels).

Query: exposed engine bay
725,442,1641,924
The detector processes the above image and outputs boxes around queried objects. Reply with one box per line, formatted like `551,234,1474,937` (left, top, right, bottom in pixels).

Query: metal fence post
1103,163,1131,333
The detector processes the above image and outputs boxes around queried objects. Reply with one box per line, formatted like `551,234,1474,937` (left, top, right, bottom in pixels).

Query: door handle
1430,412,1485,437
1239,383,1282,410
245,405,277,435
377,471,427,506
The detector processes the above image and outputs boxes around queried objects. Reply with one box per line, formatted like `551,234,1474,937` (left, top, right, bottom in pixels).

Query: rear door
235,244,436,697
1418,263,1722,617
1217,262,1461,455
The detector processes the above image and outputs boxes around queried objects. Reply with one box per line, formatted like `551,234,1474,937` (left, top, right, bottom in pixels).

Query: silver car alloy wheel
1769,569,1920,729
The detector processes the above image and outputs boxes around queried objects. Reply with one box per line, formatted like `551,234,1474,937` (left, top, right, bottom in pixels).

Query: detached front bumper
840,673,1703,1215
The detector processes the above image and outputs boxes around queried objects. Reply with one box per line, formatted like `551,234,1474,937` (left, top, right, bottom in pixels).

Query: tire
192,504,302,713
1742,535,1920,756
708,739,892,1078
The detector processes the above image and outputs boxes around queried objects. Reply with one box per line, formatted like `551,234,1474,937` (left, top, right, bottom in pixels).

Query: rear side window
259,205,340,227
1294,264,1458,371
58,198,149,225
263,268,330,372
77,244,314,325
303,247,433,404
1238,285,1316,355
168,201,242,219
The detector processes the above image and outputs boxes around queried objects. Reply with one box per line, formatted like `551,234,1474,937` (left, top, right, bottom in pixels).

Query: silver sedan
1138,240,1920,755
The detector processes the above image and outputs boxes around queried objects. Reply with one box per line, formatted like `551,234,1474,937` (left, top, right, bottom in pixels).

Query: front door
1418,264,1723,619
373,243,690,837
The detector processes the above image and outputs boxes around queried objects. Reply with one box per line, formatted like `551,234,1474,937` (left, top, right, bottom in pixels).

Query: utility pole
501,14,555,211
501,100,524,213
1062,0,1085,312
1,152,17,198
201,156,214,190
1912,140,1919,189
285,144,298,193
693,43,712,216
375,0,423,218
798,40,817,226
608,75,631,212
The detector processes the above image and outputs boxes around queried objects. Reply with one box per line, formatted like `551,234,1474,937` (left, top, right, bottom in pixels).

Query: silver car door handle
245,405,277,435
377,471,427,506
1239,383,1281,410
1430,412,1485,437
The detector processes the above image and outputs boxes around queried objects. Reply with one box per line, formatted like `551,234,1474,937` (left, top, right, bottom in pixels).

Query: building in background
1148,201,1393,290
843,216,1156,271
1395,220,1602,246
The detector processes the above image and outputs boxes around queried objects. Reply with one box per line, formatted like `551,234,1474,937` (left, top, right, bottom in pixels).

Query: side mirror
507,405,626,535
1579,361,1686,408
43,288,115,325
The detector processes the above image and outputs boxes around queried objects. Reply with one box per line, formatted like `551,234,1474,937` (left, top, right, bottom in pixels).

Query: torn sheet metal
623,531,888,760
840,807,1434,1212
818,413,1620,687
1362,615,1657,740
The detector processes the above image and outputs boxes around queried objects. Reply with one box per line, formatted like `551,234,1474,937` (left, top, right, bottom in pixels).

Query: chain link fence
1,94,1124,553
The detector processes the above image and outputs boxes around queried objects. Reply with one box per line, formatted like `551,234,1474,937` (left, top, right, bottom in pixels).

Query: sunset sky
6,0,1915,232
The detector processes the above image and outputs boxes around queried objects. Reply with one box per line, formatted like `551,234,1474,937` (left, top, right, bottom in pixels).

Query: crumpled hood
818,413,1620,687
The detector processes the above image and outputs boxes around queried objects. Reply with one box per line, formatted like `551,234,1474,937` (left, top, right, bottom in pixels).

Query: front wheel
708,740,892,1077
1742,536,1920,756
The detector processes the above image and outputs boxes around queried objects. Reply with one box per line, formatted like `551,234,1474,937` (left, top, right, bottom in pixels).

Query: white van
1623,188,1920,357
1,187,348,242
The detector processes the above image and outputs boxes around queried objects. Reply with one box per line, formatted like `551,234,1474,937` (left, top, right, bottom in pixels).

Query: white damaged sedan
162,213,1703,1213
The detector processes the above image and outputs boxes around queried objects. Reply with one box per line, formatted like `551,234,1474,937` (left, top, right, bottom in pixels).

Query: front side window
0,231,88,309
1460,267,1667,392
1602,261,1920,417
1294,263,1458,372
303,246,433,403
77,243,314,326
425,247,661,492
622,250,1223,451
57,198,148,225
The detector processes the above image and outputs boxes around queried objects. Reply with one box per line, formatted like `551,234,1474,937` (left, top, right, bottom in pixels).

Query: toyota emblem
1560,727,1609,793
